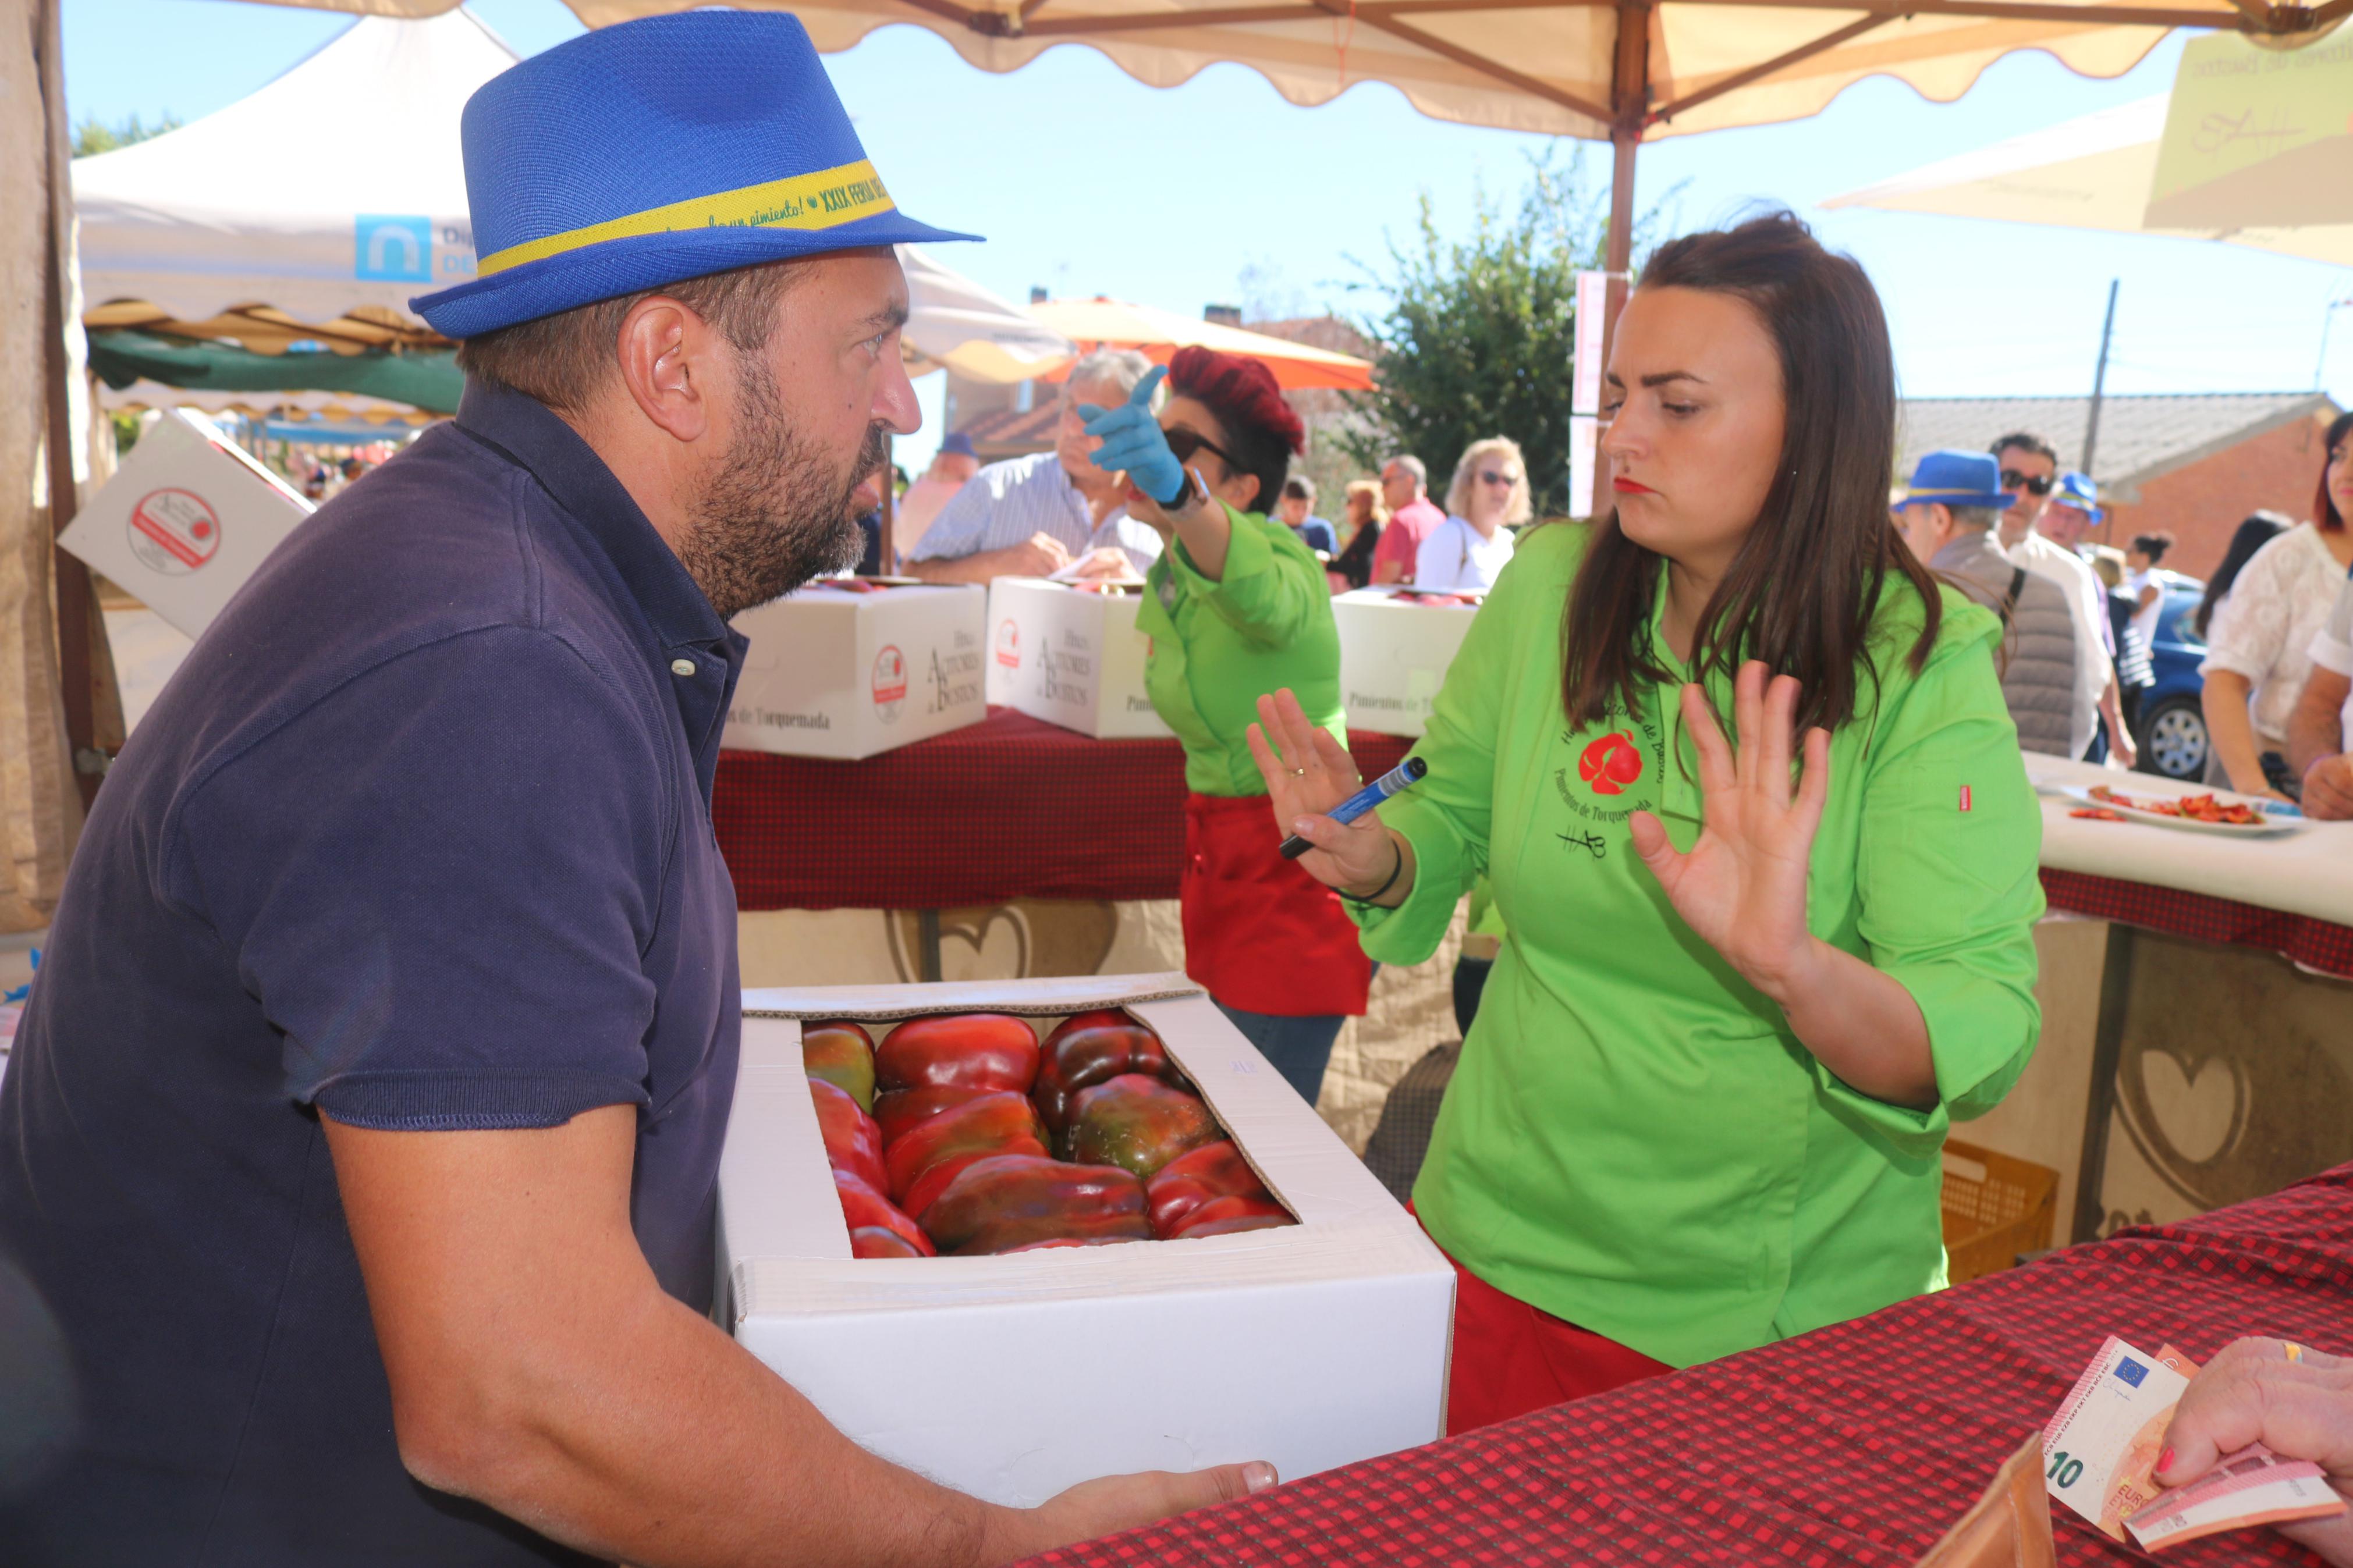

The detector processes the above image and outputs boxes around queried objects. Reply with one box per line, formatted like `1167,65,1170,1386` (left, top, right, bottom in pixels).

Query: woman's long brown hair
1561,213,1942,739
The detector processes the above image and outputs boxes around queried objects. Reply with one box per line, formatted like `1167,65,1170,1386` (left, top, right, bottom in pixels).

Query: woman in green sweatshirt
1253,214,2043,1432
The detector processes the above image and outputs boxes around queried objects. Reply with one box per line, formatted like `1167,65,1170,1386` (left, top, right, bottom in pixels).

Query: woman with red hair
1080,347,1369,1104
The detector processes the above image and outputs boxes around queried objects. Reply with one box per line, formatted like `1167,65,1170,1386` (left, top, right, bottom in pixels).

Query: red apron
1181,792,1372,1018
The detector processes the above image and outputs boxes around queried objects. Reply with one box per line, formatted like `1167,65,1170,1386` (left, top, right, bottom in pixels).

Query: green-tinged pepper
1035,1010,1176,1135
833,1169,934,1255
1145,1140,1272,1237
1064,1073,1220,1179
872,1085,992,1148
875,1013,1039,1094
1166,1193,1294,1239
921,1154,1153,1255
884,1090,1049,1216
802,1020,877,1110
810,1079,888,1193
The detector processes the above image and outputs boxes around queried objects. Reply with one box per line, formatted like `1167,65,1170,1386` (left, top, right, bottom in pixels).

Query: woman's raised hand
1247,689,1395,897
1077,365,1184,504
1628,662,1829,1002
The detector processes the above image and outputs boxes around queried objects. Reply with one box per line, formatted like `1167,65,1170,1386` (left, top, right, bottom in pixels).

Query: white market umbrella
896,246,1074,384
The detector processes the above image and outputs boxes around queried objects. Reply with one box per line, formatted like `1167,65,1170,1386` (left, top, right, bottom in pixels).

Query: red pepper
999,1236,1144,1253
1035,1010,1176,1135
1065,1073,1221,1179
876,1012,1041,1095
921,1154,1153,1255
883,1090,1049,1215
872,1085,992,1149
850,1225,931,1259
1145,1140,1271,1237
1166,1193,1294,1239
803,1020,876,1111
833,1169,934,1255
810,1079,888,1193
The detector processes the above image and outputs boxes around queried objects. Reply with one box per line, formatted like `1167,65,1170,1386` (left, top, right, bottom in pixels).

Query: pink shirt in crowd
1372,496,1446,582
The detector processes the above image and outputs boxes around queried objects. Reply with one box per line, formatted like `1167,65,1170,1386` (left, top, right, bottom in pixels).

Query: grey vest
1931,529,2081,757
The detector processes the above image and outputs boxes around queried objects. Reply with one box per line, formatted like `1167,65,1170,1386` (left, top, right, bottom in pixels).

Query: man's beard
675,358,884,620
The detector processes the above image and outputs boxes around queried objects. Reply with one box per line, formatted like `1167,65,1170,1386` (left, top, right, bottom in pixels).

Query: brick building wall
2096,407,2338,580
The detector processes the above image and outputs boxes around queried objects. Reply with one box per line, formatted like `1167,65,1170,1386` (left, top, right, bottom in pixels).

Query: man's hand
904,535,1073,585
325,1107,1272,1566
1069,546,1139,581
1010,532,1076,578
2306,754,2353,820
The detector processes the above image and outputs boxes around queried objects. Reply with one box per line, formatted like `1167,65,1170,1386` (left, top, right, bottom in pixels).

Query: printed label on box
872,645,908,720
923,630,982,715
994,618,1021,671
127,488,223,575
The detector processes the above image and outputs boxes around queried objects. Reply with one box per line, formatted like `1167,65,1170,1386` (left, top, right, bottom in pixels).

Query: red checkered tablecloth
2040,868,2353,978
713,710,1414,910
1021,1164,2353,1568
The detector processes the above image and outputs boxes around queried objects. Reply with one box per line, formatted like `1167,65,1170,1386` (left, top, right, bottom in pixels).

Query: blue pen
1280,757,1428,859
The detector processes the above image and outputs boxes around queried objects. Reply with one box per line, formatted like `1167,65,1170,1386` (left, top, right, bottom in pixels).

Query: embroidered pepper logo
1577,731,1644,796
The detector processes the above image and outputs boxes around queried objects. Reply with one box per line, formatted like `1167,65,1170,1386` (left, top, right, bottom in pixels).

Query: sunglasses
1164,426,1241,471
1478,470,1522,488
2000,469,2054,496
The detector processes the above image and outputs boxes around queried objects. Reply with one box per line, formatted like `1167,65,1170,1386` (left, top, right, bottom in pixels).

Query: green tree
72,111,182,158
1341,149,1678,517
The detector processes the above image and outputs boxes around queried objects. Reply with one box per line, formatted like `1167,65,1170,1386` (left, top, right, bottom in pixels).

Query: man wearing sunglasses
1990,432,2134,767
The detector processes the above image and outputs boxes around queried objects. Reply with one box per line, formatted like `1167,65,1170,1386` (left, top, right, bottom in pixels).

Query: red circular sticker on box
872,644,908,720
993,618,1021,670
127,488,222,575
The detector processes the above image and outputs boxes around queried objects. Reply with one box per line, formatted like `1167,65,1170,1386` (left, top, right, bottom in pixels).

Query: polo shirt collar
454,380,732,659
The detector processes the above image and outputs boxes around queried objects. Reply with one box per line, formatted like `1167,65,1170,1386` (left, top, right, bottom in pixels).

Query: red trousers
1425,1222,1674,1435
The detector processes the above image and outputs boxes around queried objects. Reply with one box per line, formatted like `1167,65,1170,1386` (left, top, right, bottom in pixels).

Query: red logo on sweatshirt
1578,731,1644,795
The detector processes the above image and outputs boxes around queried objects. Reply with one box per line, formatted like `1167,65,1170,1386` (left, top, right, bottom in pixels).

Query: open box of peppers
805,1008,1298,1257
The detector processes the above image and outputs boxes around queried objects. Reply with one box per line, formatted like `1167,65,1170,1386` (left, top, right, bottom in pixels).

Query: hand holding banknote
2157,1338,2353,1566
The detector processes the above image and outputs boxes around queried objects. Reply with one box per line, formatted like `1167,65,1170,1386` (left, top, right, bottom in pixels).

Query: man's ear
612,296,714,445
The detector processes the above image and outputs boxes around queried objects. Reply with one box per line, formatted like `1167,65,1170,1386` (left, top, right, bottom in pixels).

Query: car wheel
2138,696,2209,781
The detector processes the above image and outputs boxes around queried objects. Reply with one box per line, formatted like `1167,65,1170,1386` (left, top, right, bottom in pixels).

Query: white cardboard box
59,408,314,639
726,582,986,760
1333,588,1482,738
718,973,1454,1506
984,577,1173,739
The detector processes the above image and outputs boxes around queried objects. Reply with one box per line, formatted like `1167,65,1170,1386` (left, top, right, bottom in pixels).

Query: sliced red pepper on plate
1035,1010,1176,1135
1065,1073,1221,1179
1166,1193,1294,1239
872,1085,992,1148
833,1169,933,1255
1145,1140,1271,1237
802,1020,877,1111
883,1090,1049,1211
876,1013,1040,1094
809,1079,888,1193
921,1154,1154,1255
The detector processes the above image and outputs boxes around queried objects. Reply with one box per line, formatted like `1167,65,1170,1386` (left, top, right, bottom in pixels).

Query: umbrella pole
1592,0,1649,514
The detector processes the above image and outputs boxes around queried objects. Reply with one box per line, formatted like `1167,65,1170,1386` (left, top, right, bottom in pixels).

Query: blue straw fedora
2049,471,2104,523
1901,450,2015,510
411,10,977,339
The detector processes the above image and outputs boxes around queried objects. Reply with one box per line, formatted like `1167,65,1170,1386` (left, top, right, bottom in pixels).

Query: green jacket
1358,521,2043,1368
1138,506,1345,797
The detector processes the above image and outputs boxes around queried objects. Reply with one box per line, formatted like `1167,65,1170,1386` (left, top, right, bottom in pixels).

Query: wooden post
2080,279,2119,540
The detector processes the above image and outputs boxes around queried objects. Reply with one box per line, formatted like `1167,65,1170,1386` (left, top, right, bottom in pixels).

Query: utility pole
2080,279,2119,489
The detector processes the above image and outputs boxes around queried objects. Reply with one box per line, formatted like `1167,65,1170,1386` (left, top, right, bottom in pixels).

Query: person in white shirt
2122,530,2173,651
1415,435,1527,592
1991,437,2133,767
2287,414,2353,818
892,431,979,561
2199,505,2353,795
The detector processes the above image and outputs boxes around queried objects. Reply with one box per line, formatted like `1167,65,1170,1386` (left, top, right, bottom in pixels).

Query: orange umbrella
1027,297,1376,391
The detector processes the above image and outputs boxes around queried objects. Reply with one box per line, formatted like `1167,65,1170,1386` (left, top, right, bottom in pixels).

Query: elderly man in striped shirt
906,349,1166,584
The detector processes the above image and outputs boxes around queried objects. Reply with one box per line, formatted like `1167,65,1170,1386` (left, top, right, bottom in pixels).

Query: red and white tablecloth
1019,1163,2353,1567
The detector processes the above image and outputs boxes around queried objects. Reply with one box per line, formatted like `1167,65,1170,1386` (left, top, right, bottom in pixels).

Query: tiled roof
1897,392,2336,500
961,403,1058,459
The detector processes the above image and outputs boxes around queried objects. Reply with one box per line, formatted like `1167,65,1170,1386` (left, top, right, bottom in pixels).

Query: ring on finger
1290,766,1308,777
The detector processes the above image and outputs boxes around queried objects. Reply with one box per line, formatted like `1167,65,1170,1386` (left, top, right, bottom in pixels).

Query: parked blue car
2134,577,2212,782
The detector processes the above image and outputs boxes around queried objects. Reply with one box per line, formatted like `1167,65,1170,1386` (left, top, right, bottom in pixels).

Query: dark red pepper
833,1169,934,1255
875,1013,1039,1094
1145,1140,1272,1237
1065,1073,1221,1179
872,1085,992,1149
921,1154,1154,1255
883,1090,1049,1216
1034,1009,1176,1135
1166,1193,1294,1239
803,1020,876,1111
810,1079,888,1193
850,1225,931,1259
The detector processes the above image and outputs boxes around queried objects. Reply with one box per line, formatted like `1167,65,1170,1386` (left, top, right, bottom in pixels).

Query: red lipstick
1613,477,1656,495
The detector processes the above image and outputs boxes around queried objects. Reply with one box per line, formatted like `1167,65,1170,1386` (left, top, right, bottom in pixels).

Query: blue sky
66,0,2353,474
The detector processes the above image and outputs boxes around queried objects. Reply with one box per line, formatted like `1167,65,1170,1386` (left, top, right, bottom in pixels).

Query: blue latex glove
1078,364,1185,505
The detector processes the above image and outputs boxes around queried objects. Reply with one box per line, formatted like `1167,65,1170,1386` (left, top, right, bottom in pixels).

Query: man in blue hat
0,13,1269,1565
1892,450,2084,757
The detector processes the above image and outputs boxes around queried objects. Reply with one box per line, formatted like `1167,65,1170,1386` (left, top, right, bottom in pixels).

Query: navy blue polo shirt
0,382,745,1564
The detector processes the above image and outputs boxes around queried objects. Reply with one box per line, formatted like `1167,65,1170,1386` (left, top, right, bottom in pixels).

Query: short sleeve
907,470,995,561
1839,616,2045,1155
172,627,670,1130
2309,577,2353,677
2198,539,2291,683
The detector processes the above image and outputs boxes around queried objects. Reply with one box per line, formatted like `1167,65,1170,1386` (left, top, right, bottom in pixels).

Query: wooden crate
1942,1140,2058,1286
